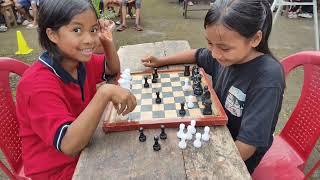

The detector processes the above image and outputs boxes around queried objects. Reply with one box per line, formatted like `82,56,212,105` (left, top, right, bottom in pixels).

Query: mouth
81,48,93,56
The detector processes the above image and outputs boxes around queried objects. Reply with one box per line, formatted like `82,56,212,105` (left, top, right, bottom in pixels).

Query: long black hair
38,0,97,63
204,0,273,55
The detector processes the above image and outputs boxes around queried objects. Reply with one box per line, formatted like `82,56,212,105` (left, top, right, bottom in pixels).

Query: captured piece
139,127,146,142
184,65,190,76
159,125,167,140
153,136,161,151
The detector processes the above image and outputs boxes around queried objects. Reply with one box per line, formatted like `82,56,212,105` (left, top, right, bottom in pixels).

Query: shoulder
18,61,63,96
252,55,285,88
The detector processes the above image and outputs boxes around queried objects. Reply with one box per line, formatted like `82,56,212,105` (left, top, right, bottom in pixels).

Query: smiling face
205,24,262,67
47,9,99,64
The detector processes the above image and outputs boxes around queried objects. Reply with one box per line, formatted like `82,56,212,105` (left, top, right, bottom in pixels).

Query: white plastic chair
271,0,319,50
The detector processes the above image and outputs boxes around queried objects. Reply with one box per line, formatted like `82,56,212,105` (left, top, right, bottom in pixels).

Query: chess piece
177,123,185,139
202,100,213,115
154,68,159,78
152,73,157,83
191,66,197,80
160,125,167,140
202,126,210,141
187,95,194,109
190,120,196,134
186,125,193,140
155,91,161,104
184,65,190,76
193,133,202,148
182,79,190,91
178,135,187,149
118,78,131,90
144,76,149,88
202,85,211,104
153,135,161,151
139,127,146,142
193,81,203,96
179,102,186,116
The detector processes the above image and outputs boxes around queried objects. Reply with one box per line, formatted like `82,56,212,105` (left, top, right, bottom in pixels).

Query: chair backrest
0,57,29,175
280,51,320,162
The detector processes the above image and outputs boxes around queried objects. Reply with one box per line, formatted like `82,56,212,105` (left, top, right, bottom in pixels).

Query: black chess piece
152,73,157,83
154,68,159,78
139,127,146,142
191,66,196,80
179,102,186,116
159,125,167,140
201,85,211,104
193,81,203,96
155,91,161,104
144,76,149,88
184,65,190,76
202,101,213,115
153,135,161,151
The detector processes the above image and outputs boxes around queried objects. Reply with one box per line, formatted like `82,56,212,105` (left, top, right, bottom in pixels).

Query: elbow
61,145,81,157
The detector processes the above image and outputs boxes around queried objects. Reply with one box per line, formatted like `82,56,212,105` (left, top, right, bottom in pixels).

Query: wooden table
73,40,251,180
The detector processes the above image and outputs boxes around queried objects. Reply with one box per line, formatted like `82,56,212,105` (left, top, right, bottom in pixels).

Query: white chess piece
190,120,196,134
178,135,187,149
177,123,185,139
187,95,194,109
118,78,131,90
186,125,193,140
121,68,132,81
193,133,202,148
182,79,190,91
202,126,210,141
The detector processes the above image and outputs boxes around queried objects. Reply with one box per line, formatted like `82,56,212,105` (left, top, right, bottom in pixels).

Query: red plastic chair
252,51,320,180
0,57,31,180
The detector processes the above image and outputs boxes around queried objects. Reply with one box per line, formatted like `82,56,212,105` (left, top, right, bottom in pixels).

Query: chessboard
103,68,227,133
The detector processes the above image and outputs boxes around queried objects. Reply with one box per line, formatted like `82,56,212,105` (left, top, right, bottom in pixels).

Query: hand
102,84,137,115
98,19,115,46
141,56,162,67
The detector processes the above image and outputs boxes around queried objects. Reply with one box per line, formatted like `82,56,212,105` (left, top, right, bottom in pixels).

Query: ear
46,28,59,44
250,30,263,48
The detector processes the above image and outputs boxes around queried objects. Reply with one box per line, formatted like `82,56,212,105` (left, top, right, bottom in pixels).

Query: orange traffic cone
15,31,33,55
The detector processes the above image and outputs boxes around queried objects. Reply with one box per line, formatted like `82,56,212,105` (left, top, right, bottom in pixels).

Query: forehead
68,9,97,25
205,24,245,44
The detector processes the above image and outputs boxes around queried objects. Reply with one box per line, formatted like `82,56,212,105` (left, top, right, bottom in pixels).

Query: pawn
152,73,157,83
177,123,185,139
160,125,167,140
153,136,161,151
187,95,194,109
139,127,146,142
202,126,210,141
178,135,187,149
193,133,202,148
179,102,186,116
190,120,196,134
155,91,161,104
144,76,149,88
186,125,193,140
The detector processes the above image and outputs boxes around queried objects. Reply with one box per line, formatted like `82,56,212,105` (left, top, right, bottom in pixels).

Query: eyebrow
69,21,99,27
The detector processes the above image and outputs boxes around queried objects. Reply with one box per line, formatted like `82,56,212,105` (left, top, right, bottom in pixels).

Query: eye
91,27,98,33
73,27,81,33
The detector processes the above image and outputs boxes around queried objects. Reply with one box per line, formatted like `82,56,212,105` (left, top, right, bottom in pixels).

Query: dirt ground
0,0,319,179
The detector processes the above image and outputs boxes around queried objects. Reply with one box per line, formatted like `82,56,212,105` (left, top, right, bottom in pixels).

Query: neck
61,59,79,79
241,50,264,64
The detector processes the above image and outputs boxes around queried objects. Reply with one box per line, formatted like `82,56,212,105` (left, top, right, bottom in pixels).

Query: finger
123,95,136,115
141,56,151,62
118,101,127,115
113,102,120,113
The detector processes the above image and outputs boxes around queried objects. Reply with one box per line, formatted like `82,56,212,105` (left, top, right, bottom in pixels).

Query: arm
99,19,120,75
141,49,198,67
235,140,256,161
60,84,136,156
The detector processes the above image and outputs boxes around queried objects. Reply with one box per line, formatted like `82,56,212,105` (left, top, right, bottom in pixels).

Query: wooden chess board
103,68,228,133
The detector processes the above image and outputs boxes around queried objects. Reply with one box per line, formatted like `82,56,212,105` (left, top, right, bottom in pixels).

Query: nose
82,31,96,45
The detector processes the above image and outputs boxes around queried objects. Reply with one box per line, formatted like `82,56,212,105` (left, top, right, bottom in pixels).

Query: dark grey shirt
195,48,285,173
